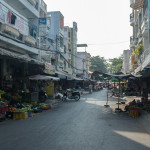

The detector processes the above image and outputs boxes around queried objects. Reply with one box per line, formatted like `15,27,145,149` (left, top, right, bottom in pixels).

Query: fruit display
0,101,8,114
0,96,52,120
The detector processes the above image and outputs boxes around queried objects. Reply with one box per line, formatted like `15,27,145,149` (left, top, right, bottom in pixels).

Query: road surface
0,89,150,150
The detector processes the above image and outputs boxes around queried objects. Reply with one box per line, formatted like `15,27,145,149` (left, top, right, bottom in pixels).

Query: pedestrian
89,84,92,94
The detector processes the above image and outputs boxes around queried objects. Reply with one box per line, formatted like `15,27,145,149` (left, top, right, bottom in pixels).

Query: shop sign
44,63,55,75
39,18,47,25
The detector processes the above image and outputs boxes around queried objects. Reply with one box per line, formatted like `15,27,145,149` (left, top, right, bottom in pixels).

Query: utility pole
82,59,85,76
55,35,59,69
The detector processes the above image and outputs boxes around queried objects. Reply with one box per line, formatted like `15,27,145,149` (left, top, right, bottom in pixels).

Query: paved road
0,89,150,150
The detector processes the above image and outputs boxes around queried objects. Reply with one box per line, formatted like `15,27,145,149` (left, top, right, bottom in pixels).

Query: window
60,36,63,48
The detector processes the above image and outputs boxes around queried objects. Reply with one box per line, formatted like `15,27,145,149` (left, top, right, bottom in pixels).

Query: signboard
44,63,55,75
39,18,47,25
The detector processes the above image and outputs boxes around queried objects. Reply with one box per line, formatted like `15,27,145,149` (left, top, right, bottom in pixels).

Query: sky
44,0,132,59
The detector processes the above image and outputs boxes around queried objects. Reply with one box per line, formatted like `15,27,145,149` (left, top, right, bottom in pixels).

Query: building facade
64,26,72,74
47,11,64,70
0,0,46,90
76,52,91,78
130,0,149,74
71,22,78,75
122,50,131,74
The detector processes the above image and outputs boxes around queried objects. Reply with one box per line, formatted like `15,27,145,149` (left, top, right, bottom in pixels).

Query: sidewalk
45,98,63,108
109,95,150,134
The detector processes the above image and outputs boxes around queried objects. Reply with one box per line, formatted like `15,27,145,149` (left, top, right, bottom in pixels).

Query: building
47,11,64,70
122,50,131,74
64,26,72,74
71,22,78,75
0,0,47,90
130,0,149,74
64,22,78,75
76,52,91,78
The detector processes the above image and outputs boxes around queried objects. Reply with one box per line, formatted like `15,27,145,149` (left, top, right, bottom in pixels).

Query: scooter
62,89,80,101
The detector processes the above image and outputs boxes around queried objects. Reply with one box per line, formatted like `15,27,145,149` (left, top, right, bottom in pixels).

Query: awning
28,74,59,81
134,65,142,74
73,77,83,81
0,47,44,65
103,73,133,79
56,70,72,78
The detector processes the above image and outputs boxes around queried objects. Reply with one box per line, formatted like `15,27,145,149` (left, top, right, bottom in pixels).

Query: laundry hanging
7,11,17,25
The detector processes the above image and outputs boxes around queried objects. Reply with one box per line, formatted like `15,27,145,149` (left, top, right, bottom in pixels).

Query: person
89,84,92,94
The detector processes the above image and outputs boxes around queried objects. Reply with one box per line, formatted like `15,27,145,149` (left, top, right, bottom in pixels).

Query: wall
0,1,29,36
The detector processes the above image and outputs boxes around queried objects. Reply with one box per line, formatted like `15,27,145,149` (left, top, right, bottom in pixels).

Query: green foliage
109,55,123,73
90,56,108,73
132,44,143,56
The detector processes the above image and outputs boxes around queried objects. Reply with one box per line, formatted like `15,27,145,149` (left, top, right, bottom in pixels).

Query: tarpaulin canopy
109,78,119,82
56,70,72,79
0,47,44,65
28,75,59,81
73,77,84,81
103,73,133,79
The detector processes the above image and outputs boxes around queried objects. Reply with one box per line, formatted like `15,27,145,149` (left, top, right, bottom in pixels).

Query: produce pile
0,101,8,114
8,103,51,113
0,101,52,119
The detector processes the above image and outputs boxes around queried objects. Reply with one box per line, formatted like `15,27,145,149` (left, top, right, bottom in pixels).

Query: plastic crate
129,110,139,117
13,112,28,119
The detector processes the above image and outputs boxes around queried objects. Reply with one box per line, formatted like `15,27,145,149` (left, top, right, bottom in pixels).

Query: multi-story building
130,0,149,74
71,22,78,75
0,0,47,90
64,26,72,74
122,50,131,74
76,52,91,78
47,11,64,70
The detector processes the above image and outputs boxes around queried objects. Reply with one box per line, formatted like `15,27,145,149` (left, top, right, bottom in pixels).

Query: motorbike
39,89,48,102
62,89,80,101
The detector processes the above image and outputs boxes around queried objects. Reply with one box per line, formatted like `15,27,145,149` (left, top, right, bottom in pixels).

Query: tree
90,56,108,73
109,55,123,73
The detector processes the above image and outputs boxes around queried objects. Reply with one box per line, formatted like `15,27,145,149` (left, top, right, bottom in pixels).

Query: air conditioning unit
23,35,36,46
1,24,20,38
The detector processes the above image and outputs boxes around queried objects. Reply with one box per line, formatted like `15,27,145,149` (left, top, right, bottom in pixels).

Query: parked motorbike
62,89,80,101
39,90,48,102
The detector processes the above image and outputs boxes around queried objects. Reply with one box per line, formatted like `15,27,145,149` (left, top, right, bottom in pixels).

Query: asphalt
0,89,150,150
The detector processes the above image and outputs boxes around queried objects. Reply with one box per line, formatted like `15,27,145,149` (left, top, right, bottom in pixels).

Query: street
0,89,150,150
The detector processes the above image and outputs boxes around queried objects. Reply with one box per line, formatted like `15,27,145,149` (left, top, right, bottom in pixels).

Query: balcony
130,13,134,26
130,0,144,9
27,0,36,6
130,0,135,8
141,19,148,36
0,24,20,38
40,0,47,14
134,38,138,47
23,35,36,46
137,29,142,43
4,0,39,18
130,36,134,48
